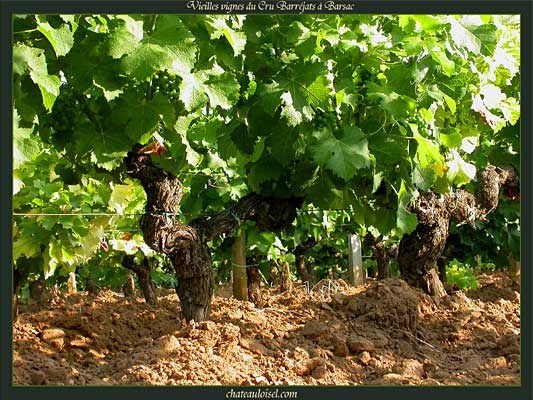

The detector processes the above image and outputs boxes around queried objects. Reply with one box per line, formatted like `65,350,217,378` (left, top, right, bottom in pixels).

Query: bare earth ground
13,271,520,386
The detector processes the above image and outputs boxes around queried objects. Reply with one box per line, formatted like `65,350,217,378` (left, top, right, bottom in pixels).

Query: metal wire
13,211,195,217
12,208,359,218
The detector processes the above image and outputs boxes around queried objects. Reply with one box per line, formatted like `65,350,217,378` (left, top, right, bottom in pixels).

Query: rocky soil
13,271,520,386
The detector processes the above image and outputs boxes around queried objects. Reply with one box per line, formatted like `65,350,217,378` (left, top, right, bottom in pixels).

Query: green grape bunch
408,112,432,137
152,70,180,101
50,85,83,132
314,109,340,131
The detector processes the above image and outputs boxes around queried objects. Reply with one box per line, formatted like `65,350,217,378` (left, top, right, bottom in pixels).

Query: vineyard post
232,231,248,300
347,234,365,286
67,271,77,294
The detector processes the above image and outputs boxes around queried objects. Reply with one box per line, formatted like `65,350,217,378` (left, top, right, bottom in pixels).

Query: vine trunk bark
247,263,262,306
365,234,397,280
294,238,316,285
123,255,158,306
397,165,519,299
125,144,302,322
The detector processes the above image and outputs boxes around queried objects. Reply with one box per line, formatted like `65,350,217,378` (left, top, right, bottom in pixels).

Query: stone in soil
239,337,272,355
333,342,350,357
300,321,329,339
346,336,375,353
41,328,65,342
30,370,46,385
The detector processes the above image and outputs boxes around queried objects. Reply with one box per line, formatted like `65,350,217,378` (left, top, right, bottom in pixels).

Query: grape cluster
408,112,431,136
51,86,82,132
354,68,374,99
314,109,340,130
152,71,179,101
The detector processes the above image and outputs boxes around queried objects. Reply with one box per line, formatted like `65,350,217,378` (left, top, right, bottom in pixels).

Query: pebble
198,321,217,331
433,370,451,379
311,365,328,379
382,373,409,384
486,356,507,369
154,335,180,353
398,359,424,378
346,336,375,353
171,370,187,380
30,370,46,385
41,328,65,342
359,351,372,366
69,339,88,348
300,321,329,339
43,366,67,383
239,338,272,355
333,342,350,357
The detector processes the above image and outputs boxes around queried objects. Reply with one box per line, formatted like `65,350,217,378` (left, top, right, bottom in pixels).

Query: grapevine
11,14,520,318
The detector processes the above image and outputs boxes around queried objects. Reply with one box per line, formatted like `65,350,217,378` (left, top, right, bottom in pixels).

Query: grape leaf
311,126,370,181
93,67,124,101
180,71,240,111
179,71,209,111
121,44,173,81
231,124,256,155
13,110,40,169
36,16,74,57
424,39,455,76
203,72,241,110
248,155,283,191
109,184,137,214
396,180,418,234
469,24,498,56
13,44,47,76
448,17,482,54
287,20,317,58
412,16,442,33
266,123,301,167
114,92,176,142
80,218,107,260
188,119,221,152
117,17,196,80
30,71,61,111
304,75,332,109
440,128,462,148
446,149,476,186
106,27,141,59
413,165,437,191
413,130,445,170
205,16,246,57
259,73,325,125
366,83,416,119
13,44,60,111
149,15,197,76
13,235,42,260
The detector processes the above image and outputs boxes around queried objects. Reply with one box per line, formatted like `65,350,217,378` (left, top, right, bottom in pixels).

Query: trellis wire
13,208,358,218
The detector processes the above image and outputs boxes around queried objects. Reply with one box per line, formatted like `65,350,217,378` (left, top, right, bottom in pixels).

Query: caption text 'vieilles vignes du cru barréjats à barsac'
186,1,355,13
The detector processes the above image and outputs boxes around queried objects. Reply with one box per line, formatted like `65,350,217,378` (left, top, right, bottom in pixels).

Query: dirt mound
336,278,435,332
13,271,520,386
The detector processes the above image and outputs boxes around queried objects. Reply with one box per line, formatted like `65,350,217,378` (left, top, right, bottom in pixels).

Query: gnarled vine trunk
122,255,158,306
397,165,519,299
365,234,397,280
125,145,302,322
247,262,262,306
294,238,317,285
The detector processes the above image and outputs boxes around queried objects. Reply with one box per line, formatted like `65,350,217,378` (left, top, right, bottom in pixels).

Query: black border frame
1,1,531,400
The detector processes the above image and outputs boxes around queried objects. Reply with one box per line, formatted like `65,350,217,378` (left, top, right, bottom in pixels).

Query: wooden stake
347,234,365,286
67,271,77,294
232,231,248,301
